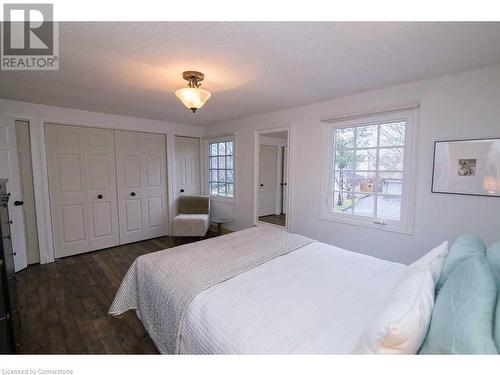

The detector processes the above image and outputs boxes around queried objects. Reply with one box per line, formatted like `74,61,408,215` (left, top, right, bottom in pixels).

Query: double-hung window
208,136,235,199
321,108,417,233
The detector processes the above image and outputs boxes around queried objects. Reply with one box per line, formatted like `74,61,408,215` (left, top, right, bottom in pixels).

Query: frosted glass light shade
175,87,212,112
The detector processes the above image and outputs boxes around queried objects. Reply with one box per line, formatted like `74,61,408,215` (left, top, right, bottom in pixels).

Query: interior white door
0,114,27,271
115,131,168,244
258,145,278,217
174,136,200,198
15,121,39,265
46,124,120,258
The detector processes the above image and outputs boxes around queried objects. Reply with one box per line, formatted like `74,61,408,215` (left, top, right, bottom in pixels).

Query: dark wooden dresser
0,179,21,353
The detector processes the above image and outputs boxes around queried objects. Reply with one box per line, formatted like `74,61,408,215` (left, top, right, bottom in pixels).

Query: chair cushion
436,234,486,290
419,256,498,354
178,195,210,215
172,214,209,237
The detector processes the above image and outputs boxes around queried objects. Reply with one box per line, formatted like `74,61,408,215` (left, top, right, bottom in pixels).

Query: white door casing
174,136,200,198
15,121,40,265
283,145,288,215
258,145,278,217
45,124,120,258
0,114,28,271
115,130,168,244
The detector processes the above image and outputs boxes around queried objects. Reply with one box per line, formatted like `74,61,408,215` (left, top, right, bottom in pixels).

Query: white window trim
203,134,237,204
320,107,418,235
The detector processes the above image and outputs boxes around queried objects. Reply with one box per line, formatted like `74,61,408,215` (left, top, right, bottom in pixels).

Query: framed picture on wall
431,138,500,197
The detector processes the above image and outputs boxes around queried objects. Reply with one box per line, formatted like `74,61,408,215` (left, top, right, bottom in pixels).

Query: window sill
320,212,413,235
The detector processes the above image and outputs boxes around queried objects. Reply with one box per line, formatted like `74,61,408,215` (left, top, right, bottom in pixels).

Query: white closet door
83,128,119,250
0,114,28,271
46,124,90,257
258,145,278,217
174,136,200,198
115,131,168,244
46,124,120,258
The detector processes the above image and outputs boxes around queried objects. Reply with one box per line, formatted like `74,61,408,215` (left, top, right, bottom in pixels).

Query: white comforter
179,242,407,354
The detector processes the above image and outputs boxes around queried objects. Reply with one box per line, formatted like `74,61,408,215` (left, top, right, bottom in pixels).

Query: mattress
178,241,407,354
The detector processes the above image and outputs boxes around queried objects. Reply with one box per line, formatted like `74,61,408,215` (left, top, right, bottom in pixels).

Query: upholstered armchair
172,195,210,238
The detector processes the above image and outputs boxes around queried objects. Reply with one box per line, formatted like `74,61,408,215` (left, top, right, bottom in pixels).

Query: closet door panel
83,128,119,250
141,133,168,236
46,124,90,257
116,131,168,244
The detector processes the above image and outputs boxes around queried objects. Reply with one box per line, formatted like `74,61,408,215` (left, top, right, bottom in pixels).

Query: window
208,138,234,198
321,108,417,233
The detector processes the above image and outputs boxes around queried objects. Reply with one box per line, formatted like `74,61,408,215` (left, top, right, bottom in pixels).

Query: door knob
180,189,185,193
97,194,103,199
14,200,24,206
130,192,136,196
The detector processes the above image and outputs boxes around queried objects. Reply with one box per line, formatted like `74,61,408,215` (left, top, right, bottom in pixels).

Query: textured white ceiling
1,22,500,125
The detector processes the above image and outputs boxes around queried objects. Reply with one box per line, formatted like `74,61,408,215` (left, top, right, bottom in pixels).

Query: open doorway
256,129,289,229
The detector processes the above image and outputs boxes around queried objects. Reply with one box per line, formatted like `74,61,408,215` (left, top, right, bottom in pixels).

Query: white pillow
355,267,435,354
410,241,449,284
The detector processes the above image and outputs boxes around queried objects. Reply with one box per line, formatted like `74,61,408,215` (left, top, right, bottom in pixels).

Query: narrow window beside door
208,138,234,198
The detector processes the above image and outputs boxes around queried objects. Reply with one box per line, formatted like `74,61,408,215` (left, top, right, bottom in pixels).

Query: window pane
210,182,218,195
210,157,218,169
335,128,354,149
210,170,218,182
356,125,378,148
355,149,376,170
379,147,404,171
352,194,375,217
209,143,218,157
225,141,233,155
226,170,234,183
377,172,403,195
334,150,354,170
217,183,226,196
226,183,234,197
334,171,354,192
380,122,405,147
353,171,376,193
218,156,226,169
226,156,233,169
218,170,226,182
333,192,353,213
218,142,226,156
377,195,401,220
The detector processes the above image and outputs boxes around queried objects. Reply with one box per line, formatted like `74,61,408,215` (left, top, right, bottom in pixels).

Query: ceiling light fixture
175,71,212,113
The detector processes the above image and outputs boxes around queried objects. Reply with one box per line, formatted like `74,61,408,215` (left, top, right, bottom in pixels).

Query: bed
109,226,409,354
110,226,500,354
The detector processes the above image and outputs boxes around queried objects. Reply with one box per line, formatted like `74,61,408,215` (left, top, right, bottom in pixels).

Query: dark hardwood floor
259,214,286,227
16,235,213,354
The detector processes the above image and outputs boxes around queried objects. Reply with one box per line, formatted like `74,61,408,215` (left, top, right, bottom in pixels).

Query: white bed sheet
179,241,407,354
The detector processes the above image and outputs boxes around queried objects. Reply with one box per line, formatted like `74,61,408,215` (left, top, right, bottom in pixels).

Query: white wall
204,64,500,264
0,98,203,264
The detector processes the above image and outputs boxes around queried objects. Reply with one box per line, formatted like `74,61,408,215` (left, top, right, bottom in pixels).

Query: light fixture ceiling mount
175,70,212,113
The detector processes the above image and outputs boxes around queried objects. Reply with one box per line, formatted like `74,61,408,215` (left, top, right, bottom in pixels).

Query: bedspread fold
109,226,314,354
